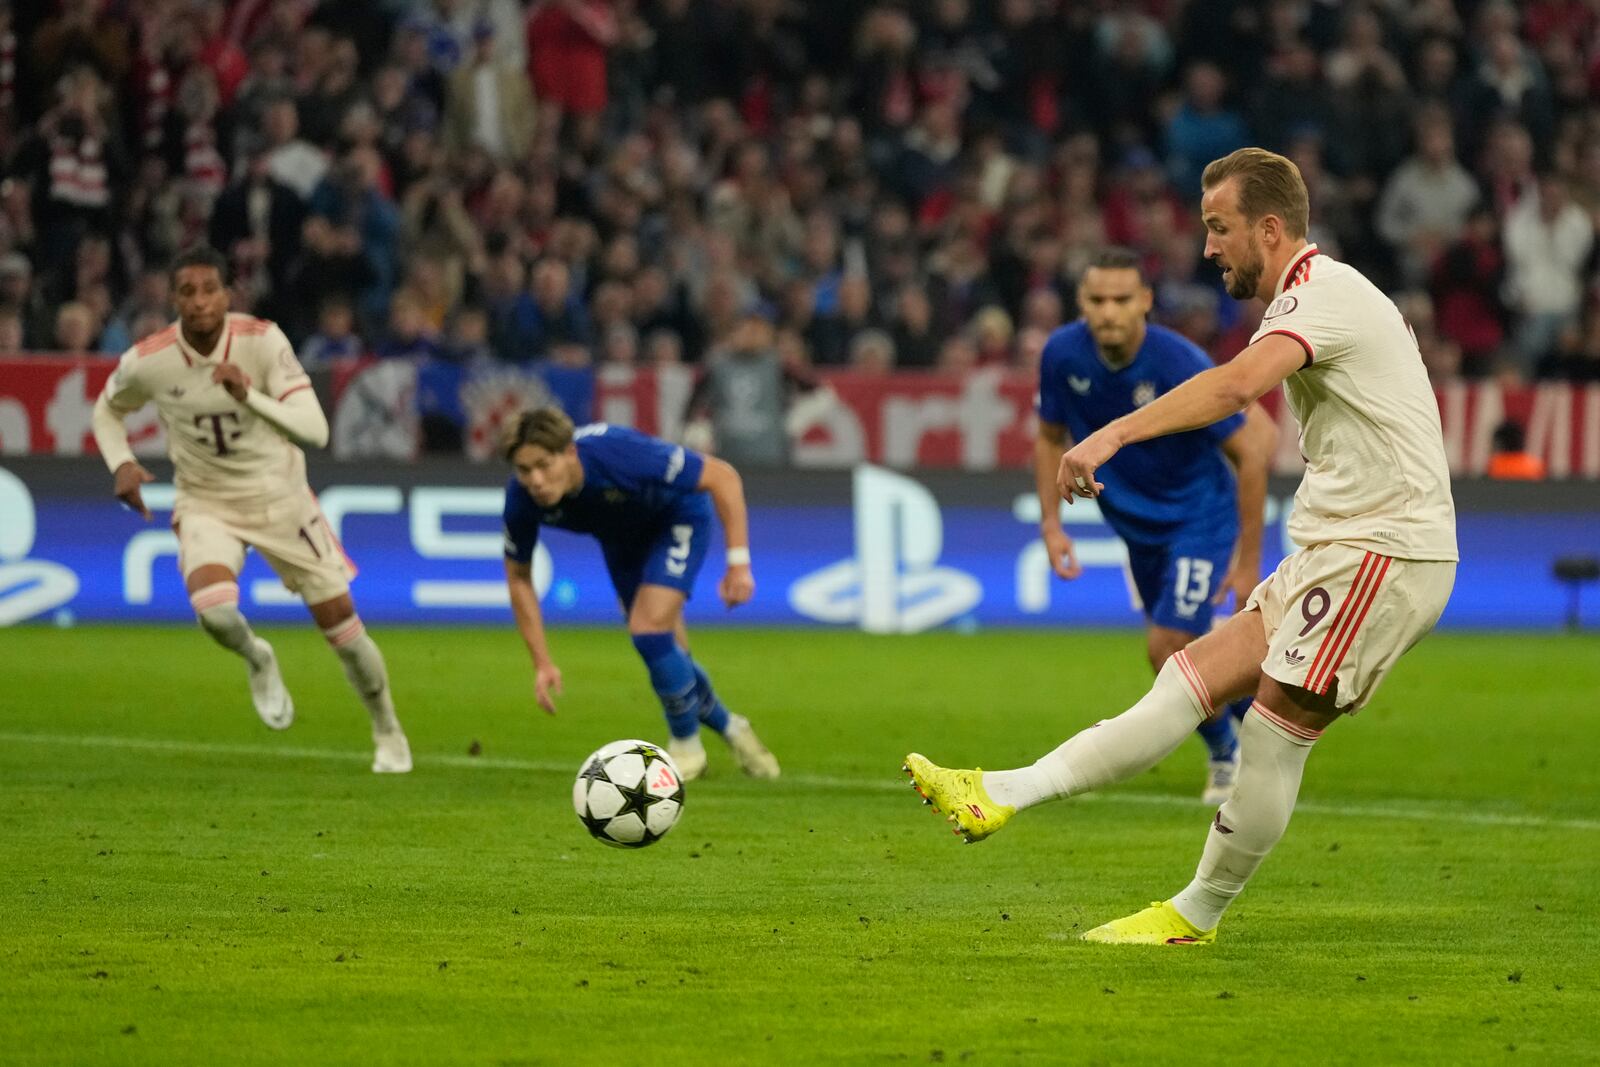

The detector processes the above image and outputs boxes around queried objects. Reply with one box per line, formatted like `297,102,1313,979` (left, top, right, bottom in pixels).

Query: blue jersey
1037,322,1242,546
503,424,709,563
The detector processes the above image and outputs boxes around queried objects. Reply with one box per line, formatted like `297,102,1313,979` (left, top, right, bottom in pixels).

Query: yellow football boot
1081,900,1217,945
902,753,1016,843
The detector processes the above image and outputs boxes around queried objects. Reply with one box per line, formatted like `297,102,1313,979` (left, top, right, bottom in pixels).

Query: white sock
982,651,1213,810
323,617,401,735
1171,703,1319,931
191,583,266,665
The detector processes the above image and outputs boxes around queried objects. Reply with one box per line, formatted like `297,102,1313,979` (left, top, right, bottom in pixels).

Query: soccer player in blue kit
1034,248,1277,803
500,406,780,781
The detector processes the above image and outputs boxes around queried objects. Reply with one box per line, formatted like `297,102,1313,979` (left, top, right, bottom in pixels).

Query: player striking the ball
906,148,1456,943
1035,246,1276,804
92,245,412,773
500,406,779,781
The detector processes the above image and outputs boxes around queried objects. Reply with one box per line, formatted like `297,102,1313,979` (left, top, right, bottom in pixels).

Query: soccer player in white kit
91,246,412,774
904,148,1457,943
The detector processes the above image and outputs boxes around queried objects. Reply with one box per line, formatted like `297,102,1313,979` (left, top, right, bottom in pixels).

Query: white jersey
1250,245,1458,561
104,314,315,504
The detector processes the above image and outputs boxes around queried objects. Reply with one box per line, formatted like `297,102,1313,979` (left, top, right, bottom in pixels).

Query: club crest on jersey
604,489,626,504
1264,295,1298,319
1067,375,1092,395
1132,382,1157,408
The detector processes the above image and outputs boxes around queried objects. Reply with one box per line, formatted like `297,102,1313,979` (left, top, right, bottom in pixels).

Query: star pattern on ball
577,803,613,839
579,757,610,784
611,777,654,824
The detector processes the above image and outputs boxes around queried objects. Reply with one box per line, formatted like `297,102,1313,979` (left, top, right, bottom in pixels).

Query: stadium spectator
0,306,22,353
1503,173,1594,377
298,295,363,369
1487,419,1548,480
1377,107,1480,287
443,20,536,162
52,299,96,354
1431,206,1509,378
1164,62,1249,202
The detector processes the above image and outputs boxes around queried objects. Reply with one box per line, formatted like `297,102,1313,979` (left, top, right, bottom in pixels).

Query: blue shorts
601,507,713,610
1125,533,1238,636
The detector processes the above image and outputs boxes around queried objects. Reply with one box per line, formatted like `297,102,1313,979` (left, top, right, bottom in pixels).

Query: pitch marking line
4,730,1598,833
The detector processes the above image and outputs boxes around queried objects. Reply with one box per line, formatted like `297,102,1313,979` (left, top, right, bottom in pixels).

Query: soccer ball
573,740,685,848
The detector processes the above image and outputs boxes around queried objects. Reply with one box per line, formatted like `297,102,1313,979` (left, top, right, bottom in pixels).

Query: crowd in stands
3,0,1600,387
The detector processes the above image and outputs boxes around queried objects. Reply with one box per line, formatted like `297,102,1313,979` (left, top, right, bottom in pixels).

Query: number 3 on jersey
1173,557,1214,620
665,524,693,577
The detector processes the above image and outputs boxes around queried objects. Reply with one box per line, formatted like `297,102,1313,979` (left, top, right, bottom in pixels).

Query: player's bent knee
321,614,367,651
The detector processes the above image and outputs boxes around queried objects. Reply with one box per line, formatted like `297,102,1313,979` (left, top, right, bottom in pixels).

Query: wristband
726,547,751,567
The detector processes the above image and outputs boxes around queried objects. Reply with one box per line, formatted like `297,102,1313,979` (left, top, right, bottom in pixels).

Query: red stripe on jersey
277,382,311,401
1305,552,1375,690
312,491,360,581
1262,328,1315,366
136,325,178,356
1310,555,1391,695
233,317,271,334
1280,245,1318,293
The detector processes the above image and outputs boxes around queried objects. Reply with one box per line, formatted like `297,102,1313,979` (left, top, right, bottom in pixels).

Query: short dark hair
1086,247,1144,275
500,406,575,461
168,245,230,286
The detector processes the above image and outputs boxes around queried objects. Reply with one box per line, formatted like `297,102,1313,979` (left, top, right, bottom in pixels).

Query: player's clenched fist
212,363,253,402
719,564,755,608
113,460,155,519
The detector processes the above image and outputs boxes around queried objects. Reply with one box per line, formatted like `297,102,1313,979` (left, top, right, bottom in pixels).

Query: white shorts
1244,542,1455,712
173,491,356,605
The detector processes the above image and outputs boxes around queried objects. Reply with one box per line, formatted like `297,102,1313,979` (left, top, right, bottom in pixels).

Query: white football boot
724,715,780,779
1201,754,1240,806
246,638,294,730
667,733,708,781
371,728,413,774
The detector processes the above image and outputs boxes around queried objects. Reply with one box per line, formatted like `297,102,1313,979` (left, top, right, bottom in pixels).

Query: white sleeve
242,385,329,449
260,324,313,399
93,351,148,472
1250,282,1349,367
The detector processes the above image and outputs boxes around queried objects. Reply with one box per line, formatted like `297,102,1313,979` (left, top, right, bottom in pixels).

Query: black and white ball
573,740,685,848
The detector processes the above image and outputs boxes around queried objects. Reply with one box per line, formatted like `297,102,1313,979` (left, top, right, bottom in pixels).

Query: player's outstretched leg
321,613,411,774
191,580,293,729
904,650,1212,842
1084,700,1321,945
1197,696,1253,805
689,658,780,779
632,632,710,779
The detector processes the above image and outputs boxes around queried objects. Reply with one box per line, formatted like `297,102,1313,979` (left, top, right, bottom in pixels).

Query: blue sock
689,659,732,735
631,632,700,739
1228,695,1251,721
1195,710,1240,762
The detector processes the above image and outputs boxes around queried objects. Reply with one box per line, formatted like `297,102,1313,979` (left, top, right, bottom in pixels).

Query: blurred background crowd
3,0,1600,389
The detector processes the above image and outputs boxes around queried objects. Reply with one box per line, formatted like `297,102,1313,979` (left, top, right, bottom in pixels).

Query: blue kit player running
1034,248,1276,803
500,406,780,780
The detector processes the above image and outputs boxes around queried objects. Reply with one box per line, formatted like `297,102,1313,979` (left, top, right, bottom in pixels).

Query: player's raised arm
504,556,562,714
1058,334,1305,501
1034,419,1081,580
696,455,754,608
1216,402,1278,607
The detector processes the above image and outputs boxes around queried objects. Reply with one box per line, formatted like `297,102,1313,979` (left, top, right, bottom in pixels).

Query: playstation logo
788,465,981,633
0,467,80,625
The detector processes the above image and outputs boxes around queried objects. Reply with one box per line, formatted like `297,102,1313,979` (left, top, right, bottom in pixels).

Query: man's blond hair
500,406,575,461
1201,148,1310,239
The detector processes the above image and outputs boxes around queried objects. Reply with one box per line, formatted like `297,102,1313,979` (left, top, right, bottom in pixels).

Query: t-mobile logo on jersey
788,465,981,633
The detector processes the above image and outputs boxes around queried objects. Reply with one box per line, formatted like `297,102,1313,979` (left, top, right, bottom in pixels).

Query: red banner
6,355,1599,477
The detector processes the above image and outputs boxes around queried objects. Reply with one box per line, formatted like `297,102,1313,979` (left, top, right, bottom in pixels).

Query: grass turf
1,626,1597,1065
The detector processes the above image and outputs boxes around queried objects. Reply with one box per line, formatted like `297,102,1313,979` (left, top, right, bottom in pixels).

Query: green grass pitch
2,626,1598,1064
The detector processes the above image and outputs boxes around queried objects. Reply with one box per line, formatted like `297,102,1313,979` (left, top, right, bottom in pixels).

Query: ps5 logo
0,467,80,625
788,465,981,633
